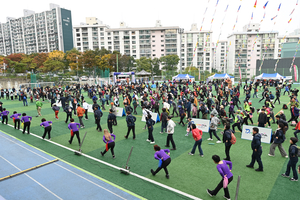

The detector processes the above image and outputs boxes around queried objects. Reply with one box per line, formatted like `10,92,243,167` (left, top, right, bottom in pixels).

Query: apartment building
0,3,73,55
74,20,213,72
213,40,227,72
227,23,279,79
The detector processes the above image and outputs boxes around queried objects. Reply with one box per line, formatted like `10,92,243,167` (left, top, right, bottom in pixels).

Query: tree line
0,48,185,77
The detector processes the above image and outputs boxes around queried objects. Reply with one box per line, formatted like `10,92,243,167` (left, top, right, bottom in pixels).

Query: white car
80,76,88,81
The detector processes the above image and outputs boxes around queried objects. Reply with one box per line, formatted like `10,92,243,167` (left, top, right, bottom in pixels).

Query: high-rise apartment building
0,4,73,55
227,23,279,79
213,40,227,72
73,19,213,72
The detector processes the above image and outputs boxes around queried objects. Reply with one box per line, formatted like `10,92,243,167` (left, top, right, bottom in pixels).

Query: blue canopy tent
172,74,195,80
206,73,234,83
254,73,284,80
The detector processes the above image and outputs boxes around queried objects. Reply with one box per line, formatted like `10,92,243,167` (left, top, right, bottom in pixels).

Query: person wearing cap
246,127,263,172
281,137,299,181
76,104,85,128
36,99,43,117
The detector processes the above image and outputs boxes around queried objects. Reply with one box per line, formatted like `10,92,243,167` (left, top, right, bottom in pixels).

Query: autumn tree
42,50,65,73
97,54,113,72
31,53,48,73
79,50,97,76
66,48,82,71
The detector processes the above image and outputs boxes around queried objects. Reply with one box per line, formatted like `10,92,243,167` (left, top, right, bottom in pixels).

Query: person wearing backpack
281,137,299,181
94,107,103,132
246,127,263,172
124,111,136,140
209,114,222,143
160,108,168,134
188,124,204,156
223,123,233,161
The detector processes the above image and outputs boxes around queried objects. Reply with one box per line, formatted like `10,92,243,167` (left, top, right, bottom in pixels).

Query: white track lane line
4,124,202,200
0,133,129,200
0,155,63,200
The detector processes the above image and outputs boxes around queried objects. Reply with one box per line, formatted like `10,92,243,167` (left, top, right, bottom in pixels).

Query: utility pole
116,54,119,72
178,28,184,74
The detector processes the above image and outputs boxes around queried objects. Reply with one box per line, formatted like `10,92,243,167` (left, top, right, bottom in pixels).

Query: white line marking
3,124,202,200
0,155,63,200
0,133,129,200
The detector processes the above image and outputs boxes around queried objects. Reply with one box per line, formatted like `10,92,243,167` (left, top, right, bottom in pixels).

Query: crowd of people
0,78,299,200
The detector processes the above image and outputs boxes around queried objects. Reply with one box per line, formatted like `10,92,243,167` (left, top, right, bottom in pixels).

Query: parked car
80,76,88,81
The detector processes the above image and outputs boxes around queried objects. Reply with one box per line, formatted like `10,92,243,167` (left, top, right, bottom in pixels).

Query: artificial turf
0,84,299,200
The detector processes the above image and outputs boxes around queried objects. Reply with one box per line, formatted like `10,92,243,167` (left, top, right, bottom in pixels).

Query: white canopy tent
206,73,234,84
254,73,284,80
172,74,195,81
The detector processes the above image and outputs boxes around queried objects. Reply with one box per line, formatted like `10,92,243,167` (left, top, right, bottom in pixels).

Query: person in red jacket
293,121,300,139
188,124,204,157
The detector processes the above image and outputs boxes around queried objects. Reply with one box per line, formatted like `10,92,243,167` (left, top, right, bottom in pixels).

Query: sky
1,0,300,43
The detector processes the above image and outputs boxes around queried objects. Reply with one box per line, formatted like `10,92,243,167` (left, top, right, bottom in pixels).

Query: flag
238,5,241,12
239,67,242,79
216,0,219,7
271,15,277,20
290,8,295,16
225,5,229,12
278,3,281,11
254,0,257,8
263,1,269,9
251,12,253,20
294,65,298,82
288,18,292,23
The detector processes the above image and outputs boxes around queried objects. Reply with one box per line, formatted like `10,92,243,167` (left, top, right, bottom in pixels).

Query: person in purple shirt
21,113,32,134
68,118,81,145
150,145,171,179
207,155,233,200
10,111,21,129
101,129,116,159
1,108,9,124
40,118,52,140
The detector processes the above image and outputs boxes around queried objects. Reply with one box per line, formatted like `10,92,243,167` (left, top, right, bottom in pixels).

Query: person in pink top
188,124,203,157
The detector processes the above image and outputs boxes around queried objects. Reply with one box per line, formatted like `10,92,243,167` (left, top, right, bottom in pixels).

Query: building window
152,35,155,38
161,54,164,56
153,54,156,56
152,45,155,47
76,33,80,37
161,45,164,47
161,49,164,52
108,37,111,40
153,50,155,52
161,35,164,37
132,41,136,44
161,40,164,42
100,28,103,31
133,50,136,53
132,36,136,39
77,38,80,41
77,43,81,46
76,29,79,32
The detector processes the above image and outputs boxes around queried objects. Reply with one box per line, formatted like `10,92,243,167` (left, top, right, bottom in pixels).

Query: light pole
178,28,184,74
76,56,78,78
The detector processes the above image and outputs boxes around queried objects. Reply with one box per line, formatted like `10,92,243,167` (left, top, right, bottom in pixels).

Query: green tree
136,57,151,72
43,60,65,73
126,56,135,72
160,54,179,73
80,50,97,76
151,58,161,77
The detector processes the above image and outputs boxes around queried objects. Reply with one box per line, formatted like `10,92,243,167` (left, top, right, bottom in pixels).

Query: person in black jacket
257,109,267,127
275,115,288,131
223,123,232,161
146,114,156,144
94,107,103,132
64,105,73,123
107,109,116,134
246,127,263,172
124,111,136,139
268,123,288,157
282,137,299,181
274,89,281,104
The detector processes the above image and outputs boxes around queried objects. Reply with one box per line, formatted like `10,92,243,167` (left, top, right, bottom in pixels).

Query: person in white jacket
82,100,89,120
166,116,176,150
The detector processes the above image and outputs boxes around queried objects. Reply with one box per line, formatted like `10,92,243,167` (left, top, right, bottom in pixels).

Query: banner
241,125,272,144
294,65,298,82
115,107,126,117
191,118,210,133
141,113,160,123
239,66,242,79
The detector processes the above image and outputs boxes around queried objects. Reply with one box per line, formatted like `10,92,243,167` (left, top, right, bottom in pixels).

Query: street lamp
178,28,184,74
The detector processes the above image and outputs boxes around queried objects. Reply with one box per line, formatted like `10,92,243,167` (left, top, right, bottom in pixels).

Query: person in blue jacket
246,127,263,172
288,105,299,123
184,99,191,119
124,111,136,140
223,123,232,161
282,137,299,181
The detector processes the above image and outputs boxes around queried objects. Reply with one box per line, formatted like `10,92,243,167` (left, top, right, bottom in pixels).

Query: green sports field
0,85,299,200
